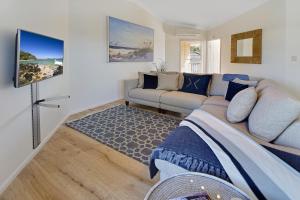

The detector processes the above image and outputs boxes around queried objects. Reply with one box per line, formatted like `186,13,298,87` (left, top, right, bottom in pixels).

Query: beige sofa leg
125,101,129,106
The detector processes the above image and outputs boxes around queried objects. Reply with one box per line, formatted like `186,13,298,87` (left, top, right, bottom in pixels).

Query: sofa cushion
181,73,212,96
203,96,229,107
274,118,300,149
160,91,207,110
256,79,277,94
129,88,167,103
209,74,229,96
227,87,257,123
157,73,179,91
225,81,248,101
200,104,249,134
249,87,300,142
200,104,228,121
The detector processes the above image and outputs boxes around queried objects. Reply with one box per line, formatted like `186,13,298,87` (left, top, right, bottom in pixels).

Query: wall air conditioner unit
175,33,202,37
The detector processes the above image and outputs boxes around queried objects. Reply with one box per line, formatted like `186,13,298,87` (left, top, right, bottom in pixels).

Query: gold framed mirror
231,29,262,64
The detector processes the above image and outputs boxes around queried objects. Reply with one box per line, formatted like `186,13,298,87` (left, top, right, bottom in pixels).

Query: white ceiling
129,0,269,30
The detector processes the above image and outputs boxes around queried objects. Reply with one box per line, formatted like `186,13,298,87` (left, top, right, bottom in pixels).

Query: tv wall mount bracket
31,82,70,149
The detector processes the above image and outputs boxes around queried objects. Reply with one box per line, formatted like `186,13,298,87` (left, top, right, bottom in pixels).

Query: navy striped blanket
150,109,300,200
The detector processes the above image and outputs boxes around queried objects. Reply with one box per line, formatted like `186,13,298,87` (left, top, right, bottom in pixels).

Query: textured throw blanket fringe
152,147,229,181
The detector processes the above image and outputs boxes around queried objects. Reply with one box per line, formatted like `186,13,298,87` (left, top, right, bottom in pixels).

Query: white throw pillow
227,87,258,123
156,73,179,91
274,118,300,149
249,87,300,142
233,78,258,87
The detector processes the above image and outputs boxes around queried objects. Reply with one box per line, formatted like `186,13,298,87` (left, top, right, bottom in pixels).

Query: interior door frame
179,39,204,73
206,38,222,74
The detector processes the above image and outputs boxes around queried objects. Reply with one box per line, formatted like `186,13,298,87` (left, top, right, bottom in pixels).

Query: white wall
285,0,300,98
0,0,166,192
208,0,300,98
69,0,165,112
164,24,207,71
0,0,70,192
1,0,298,194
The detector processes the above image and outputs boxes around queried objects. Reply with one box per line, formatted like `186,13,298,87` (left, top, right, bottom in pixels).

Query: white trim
68,99,122,116
179,39,205,73
0,114,69,194
66,103,124,123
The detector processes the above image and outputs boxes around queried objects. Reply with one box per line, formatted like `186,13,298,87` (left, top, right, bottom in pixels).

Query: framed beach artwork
108,16,154,62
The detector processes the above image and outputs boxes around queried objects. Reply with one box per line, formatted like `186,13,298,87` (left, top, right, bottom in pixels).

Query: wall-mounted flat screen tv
14,29,64,88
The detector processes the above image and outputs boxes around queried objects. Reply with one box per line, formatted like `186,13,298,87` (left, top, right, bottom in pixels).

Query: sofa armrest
124,79,138,100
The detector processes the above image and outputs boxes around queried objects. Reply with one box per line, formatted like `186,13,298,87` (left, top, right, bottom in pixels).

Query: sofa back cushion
256,79,277,94
180,73,212,96
209,74,229,96
274,118,300,149
249,87,300,142
156,73,179,91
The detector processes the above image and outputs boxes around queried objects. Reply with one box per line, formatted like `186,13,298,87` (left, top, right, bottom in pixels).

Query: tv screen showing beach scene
15,30,64,87
108,17,154,62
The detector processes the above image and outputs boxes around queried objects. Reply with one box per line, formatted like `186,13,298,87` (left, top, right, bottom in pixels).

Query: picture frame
107,16,154,63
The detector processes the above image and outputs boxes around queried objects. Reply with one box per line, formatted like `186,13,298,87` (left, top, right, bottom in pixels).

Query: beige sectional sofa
124,73,300,153
125,74,252,114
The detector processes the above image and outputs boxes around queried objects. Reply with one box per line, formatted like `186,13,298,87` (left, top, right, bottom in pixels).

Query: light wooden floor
0,100,176,200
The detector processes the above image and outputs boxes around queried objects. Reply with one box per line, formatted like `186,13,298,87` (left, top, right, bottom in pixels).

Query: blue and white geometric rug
66,105,181,165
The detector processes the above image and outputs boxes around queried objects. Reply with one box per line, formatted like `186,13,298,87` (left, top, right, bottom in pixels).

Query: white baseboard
68,99,123,116
0,114,70,195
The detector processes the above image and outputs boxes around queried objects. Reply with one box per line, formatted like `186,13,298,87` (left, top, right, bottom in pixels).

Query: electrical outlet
291,56,298,62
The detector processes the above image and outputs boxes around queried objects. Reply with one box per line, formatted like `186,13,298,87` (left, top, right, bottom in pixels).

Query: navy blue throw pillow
225,81,249,101
181,73,212,96
143,74,158,89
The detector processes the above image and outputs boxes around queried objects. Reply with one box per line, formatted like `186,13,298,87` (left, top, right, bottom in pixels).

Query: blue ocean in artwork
108,17,154,62
18,30,64,87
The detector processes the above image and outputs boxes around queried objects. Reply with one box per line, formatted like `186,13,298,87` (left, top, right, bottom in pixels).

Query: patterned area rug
66,105,181,165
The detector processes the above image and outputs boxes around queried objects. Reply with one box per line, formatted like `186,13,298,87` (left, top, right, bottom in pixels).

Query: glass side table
145,173,250,200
